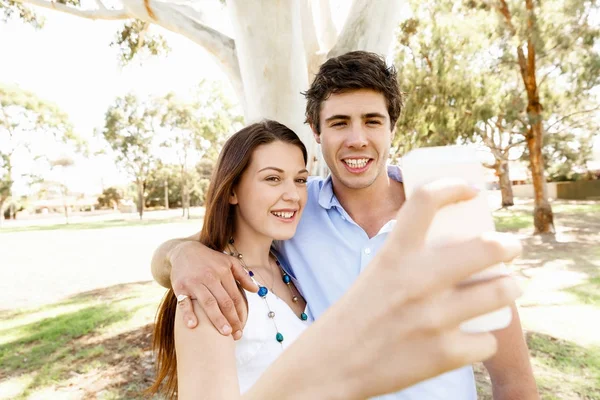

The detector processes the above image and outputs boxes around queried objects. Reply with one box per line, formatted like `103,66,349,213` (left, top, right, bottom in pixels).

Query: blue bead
276,332,284,342
249,271,254,277
258,286,268,297
300,312,308,321
282,275,291,284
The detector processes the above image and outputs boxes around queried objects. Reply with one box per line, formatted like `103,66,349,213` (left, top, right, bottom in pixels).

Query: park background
0,0,599,399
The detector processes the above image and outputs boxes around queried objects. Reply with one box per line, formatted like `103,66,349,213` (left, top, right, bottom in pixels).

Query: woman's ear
229,189,238,205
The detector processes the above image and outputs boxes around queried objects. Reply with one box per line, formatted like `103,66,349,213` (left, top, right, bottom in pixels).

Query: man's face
313,89,394,191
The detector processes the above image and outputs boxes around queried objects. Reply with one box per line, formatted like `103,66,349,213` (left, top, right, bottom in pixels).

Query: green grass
0,282,165,399
527,333,600,399
0,216,200,234
493,211,533,231
551,203,600,215
567,277,600,306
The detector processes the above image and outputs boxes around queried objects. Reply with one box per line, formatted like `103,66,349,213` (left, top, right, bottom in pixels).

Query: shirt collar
317,165,403,210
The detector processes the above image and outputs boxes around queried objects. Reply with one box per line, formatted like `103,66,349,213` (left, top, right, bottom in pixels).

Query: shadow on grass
0,215,202,234
474,331,600,400
526,331,600,399
0,281,164,399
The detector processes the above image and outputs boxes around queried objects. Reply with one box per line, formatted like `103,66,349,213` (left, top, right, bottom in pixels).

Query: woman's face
231,140,308,241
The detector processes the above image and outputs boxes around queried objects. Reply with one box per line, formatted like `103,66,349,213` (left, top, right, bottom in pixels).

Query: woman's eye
266,176,280,182
296,178,308,184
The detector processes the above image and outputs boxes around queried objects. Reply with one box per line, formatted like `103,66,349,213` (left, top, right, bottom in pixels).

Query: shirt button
364,248,371,255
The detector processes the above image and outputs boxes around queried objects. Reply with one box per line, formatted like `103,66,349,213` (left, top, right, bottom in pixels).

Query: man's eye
331,122,346,127
367,120,381,125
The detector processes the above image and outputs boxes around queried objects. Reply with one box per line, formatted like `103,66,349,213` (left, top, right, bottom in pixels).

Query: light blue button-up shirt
274,166,477,400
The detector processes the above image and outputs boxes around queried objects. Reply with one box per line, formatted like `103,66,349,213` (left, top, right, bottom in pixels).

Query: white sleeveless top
236,288,311,393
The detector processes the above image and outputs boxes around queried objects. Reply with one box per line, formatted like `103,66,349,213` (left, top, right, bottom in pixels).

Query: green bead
276,332,284,343
300,312,308,321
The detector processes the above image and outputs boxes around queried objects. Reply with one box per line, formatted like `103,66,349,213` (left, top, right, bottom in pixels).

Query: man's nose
345,124,368,148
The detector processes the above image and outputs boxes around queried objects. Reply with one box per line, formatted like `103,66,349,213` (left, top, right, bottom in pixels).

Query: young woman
149,120,312,398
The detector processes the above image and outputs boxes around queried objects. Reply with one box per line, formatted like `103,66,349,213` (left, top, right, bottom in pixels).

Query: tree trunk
164,179,169,210
526,124,554,233
227,0,314,164
137,180,144,220
496,160,514,207
0,199,4,227
520,0,554,234
181,167,188,218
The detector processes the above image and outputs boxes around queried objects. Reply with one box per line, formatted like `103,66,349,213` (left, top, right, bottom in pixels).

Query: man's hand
168,240,258,340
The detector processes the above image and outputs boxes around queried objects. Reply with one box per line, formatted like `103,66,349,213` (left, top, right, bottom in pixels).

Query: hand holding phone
402,145,513,333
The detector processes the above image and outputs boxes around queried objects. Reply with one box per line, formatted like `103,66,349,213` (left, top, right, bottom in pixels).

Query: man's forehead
320,89,388,117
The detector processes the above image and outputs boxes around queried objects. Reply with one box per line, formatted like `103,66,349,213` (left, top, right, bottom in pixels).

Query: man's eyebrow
298,169,309,174
363,113,387,119
258,167,284,173
324,114,350,123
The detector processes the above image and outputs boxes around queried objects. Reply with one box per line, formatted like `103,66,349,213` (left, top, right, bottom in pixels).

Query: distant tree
103,93,160,220
49,156,75,223
158,82,240,218
0,84,82,226
97,187,123,209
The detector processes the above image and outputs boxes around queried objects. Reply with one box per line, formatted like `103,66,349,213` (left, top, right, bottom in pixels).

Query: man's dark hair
303,51,404,133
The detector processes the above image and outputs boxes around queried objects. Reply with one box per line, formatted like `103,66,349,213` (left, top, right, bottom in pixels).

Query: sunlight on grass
493,211,533,231
0,282,164,398
0,216,201,234
551,203,600,215
528,333,600,399
567,277,600,306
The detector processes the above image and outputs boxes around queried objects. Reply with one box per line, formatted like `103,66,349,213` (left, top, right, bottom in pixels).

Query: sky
0,4,234,196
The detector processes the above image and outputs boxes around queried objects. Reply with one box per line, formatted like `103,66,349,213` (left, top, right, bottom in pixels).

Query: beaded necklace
227,238,308,345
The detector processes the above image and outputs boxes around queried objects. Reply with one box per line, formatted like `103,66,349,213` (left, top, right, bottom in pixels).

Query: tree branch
120,1,243,100
328,0,402,58
300,0,323,79
316,0,337,52
545,106,600,132
16,0,130,20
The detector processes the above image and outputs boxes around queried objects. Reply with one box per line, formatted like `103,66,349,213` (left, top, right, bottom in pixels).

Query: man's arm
484,303,540,399
150,233,199,288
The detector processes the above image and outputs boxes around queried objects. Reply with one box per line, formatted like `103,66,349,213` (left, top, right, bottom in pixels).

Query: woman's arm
175,299,241,399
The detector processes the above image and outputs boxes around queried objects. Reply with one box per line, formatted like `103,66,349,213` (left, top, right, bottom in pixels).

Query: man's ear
310,124,321,144
229,189,238,205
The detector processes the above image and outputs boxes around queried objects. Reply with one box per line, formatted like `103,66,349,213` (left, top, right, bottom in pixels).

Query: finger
222,273,248,331
442,330,499,371
204,278,244,339
423,232,522,292
195,285,233,336
176,294,198,329
442,275,521,329
393,179,478,248
232,259,258,293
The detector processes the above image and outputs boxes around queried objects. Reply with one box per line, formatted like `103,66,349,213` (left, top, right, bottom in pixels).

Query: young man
152,51,538,399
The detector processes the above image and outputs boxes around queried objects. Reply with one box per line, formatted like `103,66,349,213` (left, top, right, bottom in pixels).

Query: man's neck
332,170,405,238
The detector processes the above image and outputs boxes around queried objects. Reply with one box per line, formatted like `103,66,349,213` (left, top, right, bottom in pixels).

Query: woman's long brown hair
147,120,307,398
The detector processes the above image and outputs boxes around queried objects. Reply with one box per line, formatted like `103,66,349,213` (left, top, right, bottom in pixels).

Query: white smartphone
401,145,512,333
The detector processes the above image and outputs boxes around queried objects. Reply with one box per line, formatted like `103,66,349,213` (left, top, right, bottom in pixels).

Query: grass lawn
0,282,166,399
0,201,599,399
